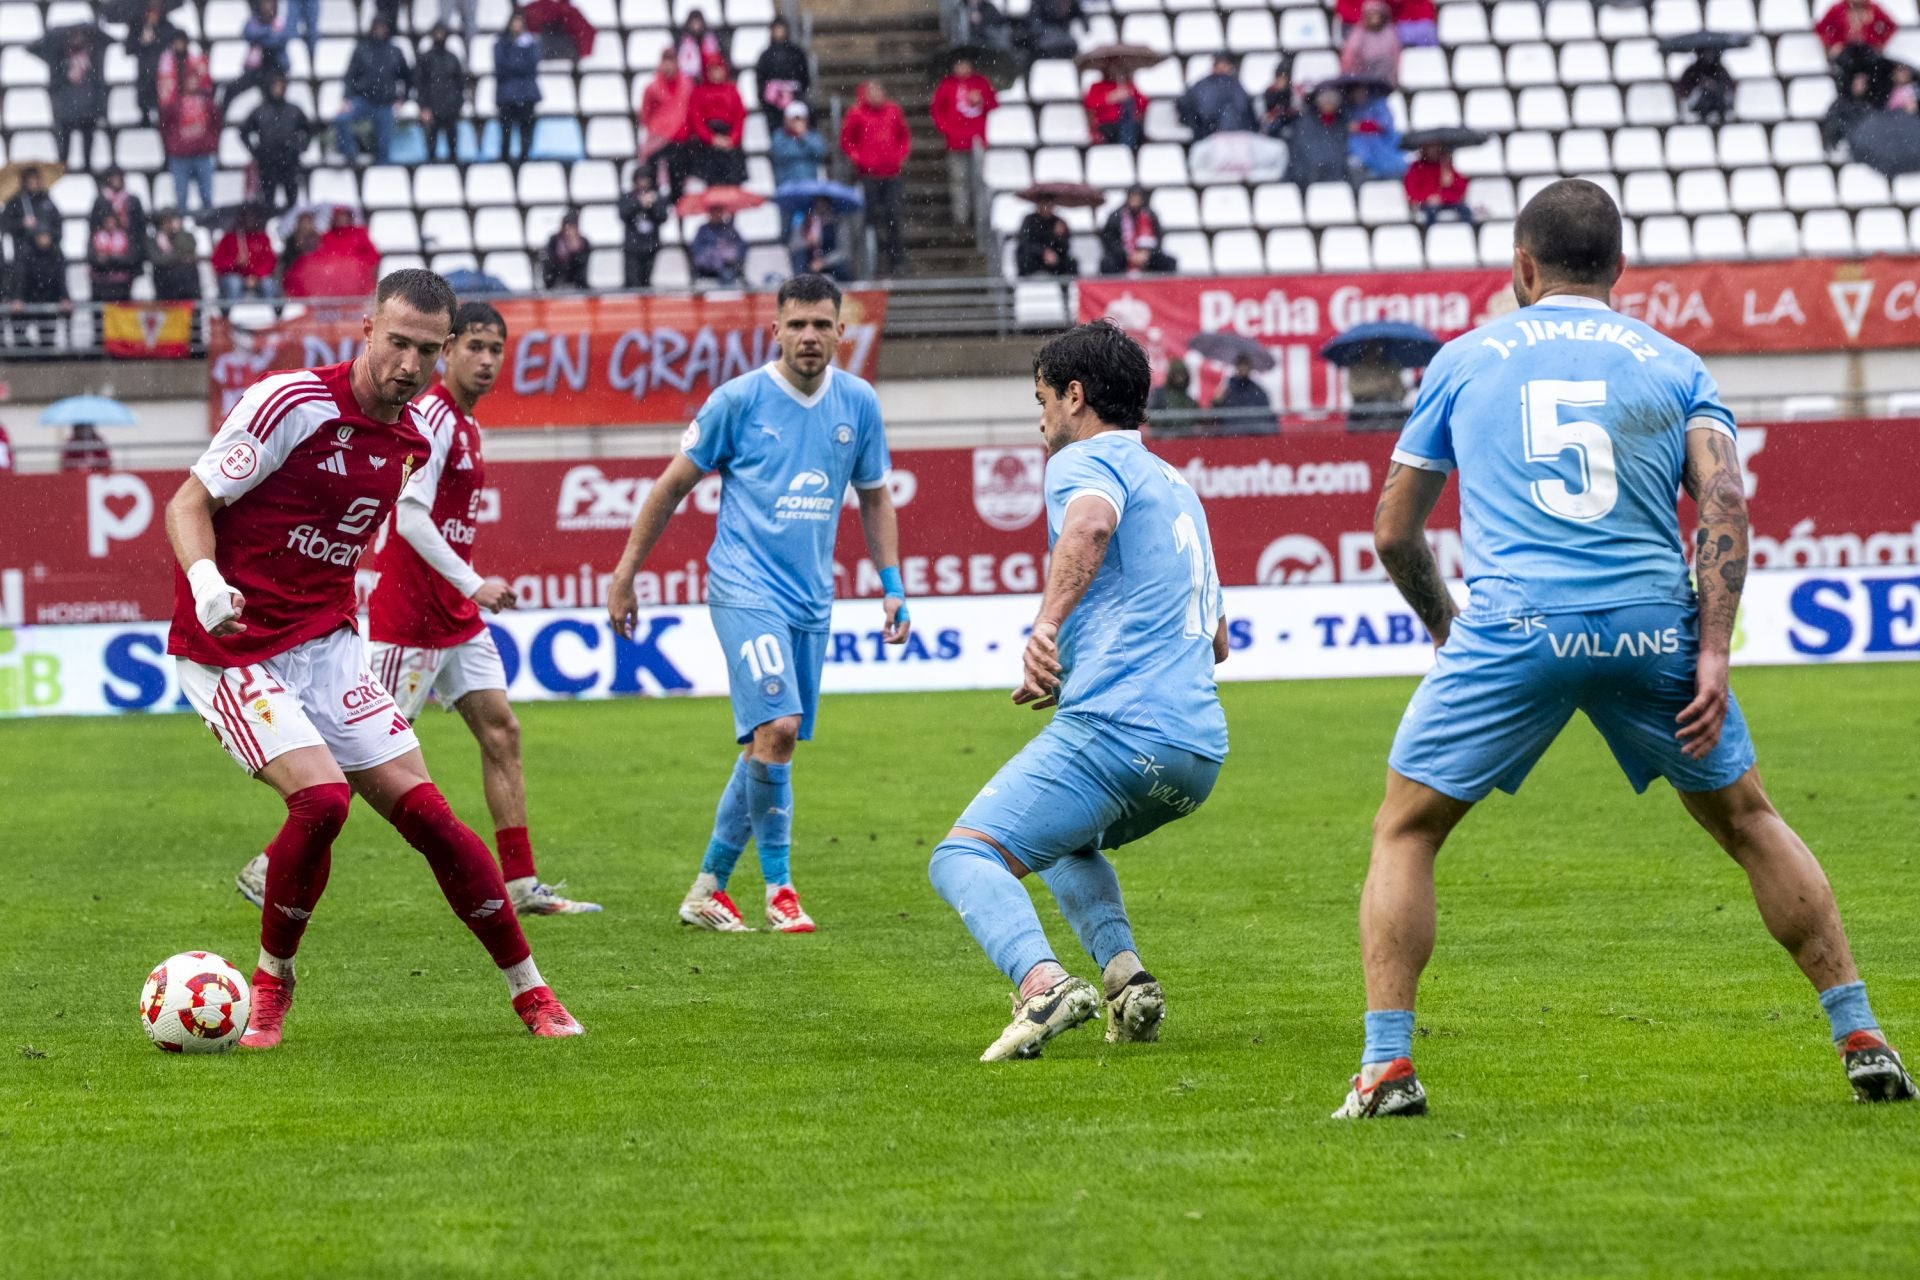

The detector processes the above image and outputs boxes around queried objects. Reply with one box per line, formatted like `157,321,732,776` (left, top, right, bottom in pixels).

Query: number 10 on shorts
739,634,787,682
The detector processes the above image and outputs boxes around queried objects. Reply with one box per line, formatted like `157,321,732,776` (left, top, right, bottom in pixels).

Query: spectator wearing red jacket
156,33,217,215
1817,0,1898,87
1404,145,1472,226
931,56,998,226
639,50,693,197
687,56,747,186
841,79,912,275
213,205,280,300
1083,71,1147,148
1392,0,1437,46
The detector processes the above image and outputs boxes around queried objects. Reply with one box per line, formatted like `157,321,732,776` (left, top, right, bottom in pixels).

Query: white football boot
236,852,268,909
1332,1058,1430,1119
980,977,1101,1062
678,873,754,932
1104,972,1166,1044
507,877,603,915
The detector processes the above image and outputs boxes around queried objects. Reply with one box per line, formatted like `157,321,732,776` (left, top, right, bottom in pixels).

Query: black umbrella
1657,31,1752,54
1848,111,1920,175
1399,127,1491,152
29,23,112,63
1188,331,1275,371
1314,72,1392,100
99,0,187,24
925,41,1028,90
1321,322,1443,369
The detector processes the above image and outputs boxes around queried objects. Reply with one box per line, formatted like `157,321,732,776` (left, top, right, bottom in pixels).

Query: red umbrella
521,0,595,58
1073,43,1167,78
675,186,767,217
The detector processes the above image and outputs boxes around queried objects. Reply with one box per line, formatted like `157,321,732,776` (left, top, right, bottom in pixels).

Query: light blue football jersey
1045,431,1229,762
1394,295,1736,620
683,363,891,630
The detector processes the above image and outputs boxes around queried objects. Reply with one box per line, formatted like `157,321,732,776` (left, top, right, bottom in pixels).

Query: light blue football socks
929,835,1056,985
1363,1010,1416,1065
1038,848,1137,971
746,758,793,888
699,756,753,889
1819,980,1880,1043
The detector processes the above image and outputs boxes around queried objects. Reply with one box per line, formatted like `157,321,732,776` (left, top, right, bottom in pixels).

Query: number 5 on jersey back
1522,379,1616,523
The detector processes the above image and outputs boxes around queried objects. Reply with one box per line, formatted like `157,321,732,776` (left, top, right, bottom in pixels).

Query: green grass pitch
6,665,1920,1278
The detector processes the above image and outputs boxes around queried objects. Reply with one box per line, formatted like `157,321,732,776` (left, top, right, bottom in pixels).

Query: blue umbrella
1320,321,1443,369
41,395,138,427
774,180,864,220
443,267,511,295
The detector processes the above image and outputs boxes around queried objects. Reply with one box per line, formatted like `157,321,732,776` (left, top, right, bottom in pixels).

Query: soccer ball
139,952,250,1054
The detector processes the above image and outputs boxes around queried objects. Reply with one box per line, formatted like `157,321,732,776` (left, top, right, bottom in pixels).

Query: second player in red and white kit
233,302,599,915
166,270,582,1048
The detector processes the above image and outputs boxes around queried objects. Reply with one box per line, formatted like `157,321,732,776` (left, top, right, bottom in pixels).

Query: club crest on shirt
763,678,783,698
971,446,1046,532
398,453,415,486
834,424,854,445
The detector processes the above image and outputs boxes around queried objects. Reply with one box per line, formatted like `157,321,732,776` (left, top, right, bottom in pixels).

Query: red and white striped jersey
368,382,487,649
168,360,431,667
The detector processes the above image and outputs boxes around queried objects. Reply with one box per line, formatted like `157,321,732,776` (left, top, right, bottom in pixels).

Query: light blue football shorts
709,605,829,745
1389,601,1757,803
954,711,1223,872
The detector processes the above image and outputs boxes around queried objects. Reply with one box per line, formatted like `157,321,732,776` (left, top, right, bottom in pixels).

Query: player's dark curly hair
454,300,508,340
777,273,842,313
1514,178,1623,286
1032,320,1151,429
375,268,458,328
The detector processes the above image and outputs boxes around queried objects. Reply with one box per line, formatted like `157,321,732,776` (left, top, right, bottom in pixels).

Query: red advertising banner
5,422,1917,628
1079,257,1920,416
204,290,889,431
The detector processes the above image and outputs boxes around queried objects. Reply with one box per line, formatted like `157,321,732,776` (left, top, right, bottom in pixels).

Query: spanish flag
101,302,194,359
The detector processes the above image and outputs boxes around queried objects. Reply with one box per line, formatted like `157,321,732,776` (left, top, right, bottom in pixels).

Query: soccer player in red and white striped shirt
166,270,582,1047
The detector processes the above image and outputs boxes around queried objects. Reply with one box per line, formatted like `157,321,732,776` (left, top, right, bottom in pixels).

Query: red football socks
390,783,532,969
495,826,536,884
258,783,352,960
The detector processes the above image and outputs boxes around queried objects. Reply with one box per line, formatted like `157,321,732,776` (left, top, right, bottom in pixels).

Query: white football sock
1102,950,1145,1000
502,956,544,998
256,948,295,982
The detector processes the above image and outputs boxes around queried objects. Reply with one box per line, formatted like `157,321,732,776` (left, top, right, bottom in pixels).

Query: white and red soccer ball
139,952,251,1053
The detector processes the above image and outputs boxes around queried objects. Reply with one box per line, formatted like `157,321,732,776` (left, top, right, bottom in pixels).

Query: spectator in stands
1178,53,1258,142
242,74,313,210
59,425,113,473
541,211,591,289
222,0,293,112
688,56,749,186
1025,0,1084,61
675,9,725,79
214,205,280,301
3,167,61,259
756,18,812,131
640,50,694,198
964,0,1016,54
1341,1,1402,88
88,209,143,303
771,102,827,187
494,12,542,166
289,0,320,55
1889,61,1918,111
158,36,220,215
789,197,851,281
50,25,109,171
279,209,322,286
1824,69,1879,149
618,169,668,287
1345,345,1409,431
284,206,378,297
841,80,912,276
8,229,71,348
931,55,998,226
1392,0,1438,47
91,168,148,248
1099,187,1177,275
337,16,412,166
1146,360,1200,435
438,0,478,45
1261,58,1300,137
1211,355,1276,433
1817,0,1897,84
1677,50,1735,125
417,25,467,163
148,209,201,301
1404,142,1472,225
691,210,747,286
1346,84,1405,178
1084,70,1148,149
1015,198,1076,276
1334,0,1368,38
128,5,183,127
1286,86,1351,186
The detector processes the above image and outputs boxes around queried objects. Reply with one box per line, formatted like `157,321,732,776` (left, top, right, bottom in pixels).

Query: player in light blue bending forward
930,321,1230,1062
1337,179,1914,1117
608,275,909,934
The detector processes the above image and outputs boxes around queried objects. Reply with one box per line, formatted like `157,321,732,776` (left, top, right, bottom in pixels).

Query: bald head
1513,179,1623,293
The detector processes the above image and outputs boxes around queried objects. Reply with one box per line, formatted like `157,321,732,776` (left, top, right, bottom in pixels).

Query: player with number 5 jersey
928,321,1229,1062
1335,180,1911,1119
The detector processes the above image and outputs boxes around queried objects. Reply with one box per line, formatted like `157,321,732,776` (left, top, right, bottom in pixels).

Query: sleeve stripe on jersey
1389,447,1455,473
242,373,324,438
1065,487,1124,522
248,382,331,442
1684,415,1735,439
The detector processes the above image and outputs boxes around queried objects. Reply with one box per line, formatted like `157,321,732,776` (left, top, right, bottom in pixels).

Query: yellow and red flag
101,302,194,359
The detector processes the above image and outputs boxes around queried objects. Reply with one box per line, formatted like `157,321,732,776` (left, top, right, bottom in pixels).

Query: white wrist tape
186,559,239,633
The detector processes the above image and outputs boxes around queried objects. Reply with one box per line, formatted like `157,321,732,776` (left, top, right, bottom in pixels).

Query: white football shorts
369,630,508,721
177,627,421,776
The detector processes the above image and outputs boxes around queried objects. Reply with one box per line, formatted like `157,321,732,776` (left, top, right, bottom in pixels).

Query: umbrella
1313,72,1393,100
522,0,596,58
1014,181,1104,208
1399,126,1491,151
0,161,64,206
28,24,112,64
774,180,864,219
277,200,359,236
40,396,138,428
1073,43,1167,78
1188,331,1276,371
675,186,767,217
1847,111,1920,175
99,0,187,22
1321,321,1443,369
442,267,510,295
1657,31,1752,54
925,41,1028,90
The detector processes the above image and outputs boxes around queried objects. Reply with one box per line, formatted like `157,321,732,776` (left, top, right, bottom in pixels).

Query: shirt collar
764,360,834,409
1527,294,1612,311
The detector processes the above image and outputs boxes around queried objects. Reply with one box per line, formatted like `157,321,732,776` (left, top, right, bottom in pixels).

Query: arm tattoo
1686,431,1748,655
1037,521,1111,628
1375,463,1458,641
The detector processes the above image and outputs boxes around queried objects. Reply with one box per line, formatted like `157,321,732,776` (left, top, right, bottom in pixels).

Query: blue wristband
879,566,905,598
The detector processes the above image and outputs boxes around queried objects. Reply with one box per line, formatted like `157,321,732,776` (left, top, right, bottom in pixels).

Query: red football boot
240,970,293,1050
513,985,584,1037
